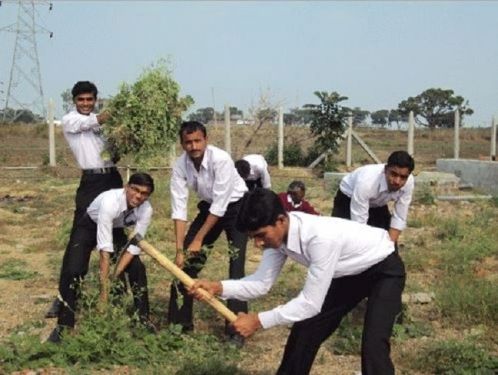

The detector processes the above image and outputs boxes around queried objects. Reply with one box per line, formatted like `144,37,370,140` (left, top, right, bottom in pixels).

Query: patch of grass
413,184,435,205
327,314,362,356
436,275,498,326
412,339,498,374
435,218,463,241
176,358,249,375
0,259,38,280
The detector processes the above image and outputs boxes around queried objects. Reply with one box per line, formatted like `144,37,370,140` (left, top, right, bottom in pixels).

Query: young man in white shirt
235,154,272,191
332,150,415,243
189,188,405,374
47,173,155,343
46,81,123,318
168,121,248,345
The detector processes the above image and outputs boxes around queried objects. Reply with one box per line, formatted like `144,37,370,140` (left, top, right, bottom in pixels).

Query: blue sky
1,1,497,125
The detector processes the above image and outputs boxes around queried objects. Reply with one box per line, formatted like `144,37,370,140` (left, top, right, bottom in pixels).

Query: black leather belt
82,167,117,175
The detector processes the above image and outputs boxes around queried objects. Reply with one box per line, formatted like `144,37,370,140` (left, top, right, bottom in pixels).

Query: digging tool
126,232,237,323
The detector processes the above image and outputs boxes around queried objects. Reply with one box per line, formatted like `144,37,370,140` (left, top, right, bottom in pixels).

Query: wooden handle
136,237,238,323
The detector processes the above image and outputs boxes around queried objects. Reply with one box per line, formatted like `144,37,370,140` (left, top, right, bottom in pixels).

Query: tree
61,89,72,113
351,106,370,126
304,91,349,154
188,107,215,124
398,88,473,128
371,109,390,128
388,109,408,129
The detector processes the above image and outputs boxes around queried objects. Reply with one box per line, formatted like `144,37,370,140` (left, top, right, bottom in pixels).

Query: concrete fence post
346,114,353,167
47,98,56,167
491,116,496,161
224,104,231,156
454,109,460,159
278,106,284,169
407,110,415,156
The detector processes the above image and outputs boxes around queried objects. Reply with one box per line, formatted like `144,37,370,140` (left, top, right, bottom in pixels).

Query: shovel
126,233,237,323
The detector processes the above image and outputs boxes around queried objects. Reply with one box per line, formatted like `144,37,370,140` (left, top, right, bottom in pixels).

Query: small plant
435,218,462,240
265,141,306,166
414,184,435,205
412,339,498,374
328,314,362,355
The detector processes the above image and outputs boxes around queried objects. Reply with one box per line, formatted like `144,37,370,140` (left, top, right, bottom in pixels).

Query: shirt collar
185,146,210,172
118,189,129,213
285,213,301,253
286,193,302,208
379,166,389,193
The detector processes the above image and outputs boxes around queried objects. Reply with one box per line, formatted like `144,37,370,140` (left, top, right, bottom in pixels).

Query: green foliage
328,314,362,355
398,88,474,128
265,141,306,166
188,107,215,124
435,218,463,240
0,259,38,280
351,106,370,126
413,339,498,374
370,109,389,127
436,276,498,326
413,184,435,205
104,59,194,163
0,290,240,373
305,91,349,154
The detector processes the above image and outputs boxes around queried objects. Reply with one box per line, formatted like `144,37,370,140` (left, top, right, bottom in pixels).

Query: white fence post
278,107,284,169
346,115,353,167
454,109,460,159
224,104,231,156
48,98,56,167
491,116,497,161
407,111,415,156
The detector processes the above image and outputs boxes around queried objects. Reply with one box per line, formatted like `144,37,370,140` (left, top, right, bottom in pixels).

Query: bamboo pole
134,235,237,323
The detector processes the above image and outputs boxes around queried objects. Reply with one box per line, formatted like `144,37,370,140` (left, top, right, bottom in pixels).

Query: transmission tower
0,0,53,122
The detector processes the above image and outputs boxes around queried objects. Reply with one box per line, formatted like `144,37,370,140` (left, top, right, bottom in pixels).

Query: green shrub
265,142,306,166
328,314,362,355
176,358,248,375
414,184,435,205
413,339,498,374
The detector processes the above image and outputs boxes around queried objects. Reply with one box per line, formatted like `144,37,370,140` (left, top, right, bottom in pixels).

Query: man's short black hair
287,180,305,193
71,81,98,99
235,159,251,180
128,172,155,194
179,121,207,140
387,151,415,173
236,188,286,232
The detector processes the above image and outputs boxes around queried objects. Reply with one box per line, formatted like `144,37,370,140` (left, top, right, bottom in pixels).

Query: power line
1,0,53,123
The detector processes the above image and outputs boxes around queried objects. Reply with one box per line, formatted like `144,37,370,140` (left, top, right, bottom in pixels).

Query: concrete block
436,159,498,195
415,171,460,195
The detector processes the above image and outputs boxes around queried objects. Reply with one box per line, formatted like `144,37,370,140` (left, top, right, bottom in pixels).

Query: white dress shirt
242,154,271,189
170,145,248,221
87,188,152,255
221,212,395,329
339,164,414,230
62,110,114,170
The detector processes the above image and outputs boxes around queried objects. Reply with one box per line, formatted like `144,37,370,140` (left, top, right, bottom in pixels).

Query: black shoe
45,298,62,319
47,325,65,344
227,333,245,348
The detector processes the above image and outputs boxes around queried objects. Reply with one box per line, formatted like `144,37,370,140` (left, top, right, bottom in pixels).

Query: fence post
224,104,231,156
278,107,284,169
47,98,56,167
491,116,497,161
454,109,460,159
346,114,353,167
407,110,415,156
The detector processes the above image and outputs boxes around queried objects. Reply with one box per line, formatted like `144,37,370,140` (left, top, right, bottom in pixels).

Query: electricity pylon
0,0,52,122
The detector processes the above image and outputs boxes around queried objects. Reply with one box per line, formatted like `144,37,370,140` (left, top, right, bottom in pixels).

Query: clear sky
1,0,497,125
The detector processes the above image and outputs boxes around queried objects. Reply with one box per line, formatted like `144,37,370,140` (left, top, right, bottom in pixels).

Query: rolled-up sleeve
127,205,153,255
63,112,101,133
209,157,236,217
170,162,189,221
390,177,414,231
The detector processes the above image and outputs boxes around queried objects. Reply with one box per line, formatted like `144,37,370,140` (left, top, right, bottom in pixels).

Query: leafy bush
265,142,306,166
104,59,194,163
413,339,498,374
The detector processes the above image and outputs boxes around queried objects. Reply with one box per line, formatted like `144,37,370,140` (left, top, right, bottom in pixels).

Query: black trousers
167,200,248,333
277,252,406,375
57,214,149,328
245,178,262,191
332,189,391,231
